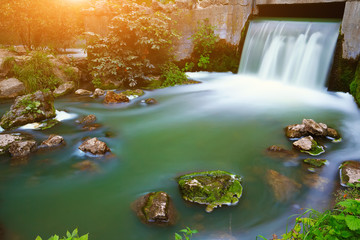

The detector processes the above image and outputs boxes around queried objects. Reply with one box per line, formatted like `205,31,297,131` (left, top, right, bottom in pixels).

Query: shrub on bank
11,52,59,93
87,1,180,89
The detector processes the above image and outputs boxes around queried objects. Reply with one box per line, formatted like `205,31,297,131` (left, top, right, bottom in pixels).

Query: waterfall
238,19,340,89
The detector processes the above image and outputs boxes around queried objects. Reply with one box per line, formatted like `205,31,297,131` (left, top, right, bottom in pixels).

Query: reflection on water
0,72,359,239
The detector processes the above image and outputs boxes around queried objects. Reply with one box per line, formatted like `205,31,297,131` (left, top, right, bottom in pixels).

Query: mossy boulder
132,191,176,226
340,161,360,187
177,170,243,213
0,90,56,130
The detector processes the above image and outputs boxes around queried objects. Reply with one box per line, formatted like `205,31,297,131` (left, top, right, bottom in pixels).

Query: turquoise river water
1,72,360,239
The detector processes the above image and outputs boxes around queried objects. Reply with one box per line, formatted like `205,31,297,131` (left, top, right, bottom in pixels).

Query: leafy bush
182,19,240,73
12,51,59,93
258,199,360,240
190,18,218,70
87,1,180,89
35,228,88,240
161,62,188,87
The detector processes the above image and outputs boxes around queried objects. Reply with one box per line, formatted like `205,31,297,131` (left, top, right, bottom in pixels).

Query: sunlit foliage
87,0,180,88
0,0,85,51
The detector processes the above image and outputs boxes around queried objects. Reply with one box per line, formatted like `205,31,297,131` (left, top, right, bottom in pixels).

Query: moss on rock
178,170,243,213
303,158,327,167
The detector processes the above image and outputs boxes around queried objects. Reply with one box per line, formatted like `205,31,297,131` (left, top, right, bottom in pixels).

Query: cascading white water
238,19,340,89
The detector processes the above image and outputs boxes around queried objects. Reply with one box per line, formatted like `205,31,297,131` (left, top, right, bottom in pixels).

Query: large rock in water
132,191,176,226
285,119,340,139
0,78,25,99
0,90,56,130
104,91,129,104
340,161,360,187
78,137,110,155
0,133,23,154
178,170,243,213
9,140,37,159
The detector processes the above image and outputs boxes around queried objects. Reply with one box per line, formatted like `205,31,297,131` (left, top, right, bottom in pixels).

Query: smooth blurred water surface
0,72,360,240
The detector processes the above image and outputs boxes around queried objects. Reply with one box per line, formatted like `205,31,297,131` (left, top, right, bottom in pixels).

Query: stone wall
256,0,346,4
341,1,360,59
173,0,253,60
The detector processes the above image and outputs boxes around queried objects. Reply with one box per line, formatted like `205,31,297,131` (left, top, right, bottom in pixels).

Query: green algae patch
177,170,243,213
303,158,327,168
300,140,325,156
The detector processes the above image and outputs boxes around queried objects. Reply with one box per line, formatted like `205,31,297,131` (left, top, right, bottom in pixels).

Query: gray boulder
0,90,56,130
93,88,105,97
303,119,327,137
0,133,23,154
75,89,92,96
40,135,65,148
78,137,110,155
0,78,25,99
9,140,37,158
53,82,75,97
285,124,305,138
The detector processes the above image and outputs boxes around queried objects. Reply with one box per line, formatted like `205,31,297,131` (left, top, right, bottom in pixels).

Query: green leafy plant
35,228,88,240
87,1,180,89
258,199,360,240
161,61,188,87
12,51,59,93
174,227,198,240
189,18,218,70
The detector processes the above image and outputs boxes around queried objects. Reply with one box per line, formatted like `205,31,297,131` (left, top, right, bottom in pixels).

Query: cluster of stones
286,119,341,155
265,119,360,204
0,133,65,162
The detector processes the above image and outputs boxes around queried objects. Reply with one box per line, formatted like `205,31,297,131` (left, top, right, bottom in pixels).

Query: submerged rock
78,114,97,124
303,158,327,167
340,161,360,187
78,137,110,155
104,91,129,104
39,135,65,148
0,90,56,130
302,173,329,192
53,81,75,98
266,169,302,201
72,160,99,172
293,136,324,156
75,89,92,95
177,170,243,213
132,191,176,226
144,98,158,105
266,145,298,159
0,78,25,99
9,140,37,159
